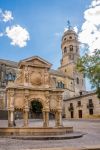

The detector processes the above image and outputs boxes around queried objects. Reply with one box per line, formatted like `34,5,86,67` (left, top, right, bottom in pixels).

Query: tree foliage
77,49,100,99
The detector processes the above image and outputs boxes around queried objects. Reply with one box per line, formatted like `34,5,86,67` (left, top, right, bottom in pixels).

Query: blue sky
0,0,99,90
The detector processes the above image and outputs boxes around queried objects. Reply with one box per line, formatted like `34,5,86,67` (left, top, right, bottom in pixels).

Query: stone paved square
0,119,100,150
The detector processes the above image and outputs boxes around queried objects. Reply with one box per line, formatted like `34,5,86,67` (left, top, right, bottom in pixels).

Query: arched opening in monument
29,100,43,119
11,108,23,127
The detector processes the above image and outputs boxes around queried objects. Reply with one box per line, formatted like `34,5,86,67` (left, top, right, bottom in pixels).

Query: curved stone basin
0,126,73,136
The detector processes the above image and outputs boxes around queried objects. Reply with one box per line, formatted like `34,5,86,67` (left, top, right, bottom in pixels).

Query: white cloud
2,10,13,22
0,8,30,47
0,9,13,22
6,25,30,47
90,0,100,7
73,26,78,33
79,0,100,54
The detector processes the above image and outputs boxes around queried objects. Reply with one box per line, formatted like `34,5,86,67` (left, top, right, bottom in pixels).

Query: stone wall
64,92,100,119
0,60,18,110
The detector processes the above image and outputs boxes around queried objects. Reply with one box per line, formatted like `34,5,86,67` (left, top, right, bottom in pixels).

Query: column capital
9,90,15,97
9,107,14,111
57,109,62,113
24,107,29,112
42,108,50,112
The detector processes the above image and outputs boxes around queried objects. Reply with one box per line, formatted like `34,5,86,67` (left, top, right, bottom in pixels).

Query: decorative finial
67,20,71,30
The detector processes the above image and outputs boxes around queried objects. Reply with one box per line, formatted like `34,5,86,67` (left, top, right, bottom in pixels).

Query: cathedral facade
0,28,100,119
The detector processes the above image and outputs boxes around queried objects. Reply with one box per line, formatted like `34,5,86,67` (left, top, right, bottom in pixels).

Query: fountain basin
0,127,73,136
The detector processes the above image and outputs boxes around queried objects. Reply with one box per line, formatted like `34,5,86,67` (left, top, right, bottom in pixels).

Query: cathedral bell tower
59,22,86,96
60,27,79,76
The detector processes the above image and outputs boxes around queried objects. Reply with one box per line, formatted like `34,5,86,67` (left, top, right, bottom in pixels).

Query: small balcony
68,106,74,111
87,103,94,109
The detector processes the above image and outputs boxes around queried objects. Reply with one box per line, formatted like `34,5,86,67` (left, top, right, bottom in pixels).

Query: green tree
77,49,100,99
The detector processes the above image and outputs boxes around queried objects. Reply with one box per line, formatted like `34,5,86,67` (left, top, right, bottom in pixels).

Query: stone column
23,93,29,127
55,111,59,127
10,110,14,126
57,110,63,127
8,110,11,127
23,109,29,127
56,95,63,127
43,110,49,127
45,111,49,127
43,111,46,127
55,110,63,127
8,110,14,127
8,90,15,127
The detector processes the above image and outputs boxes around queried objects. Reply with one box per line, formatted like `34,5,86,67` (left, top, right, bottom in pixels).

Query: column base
57,124,63,128
23,125,28,127
8,121,14,127
43,122,48,127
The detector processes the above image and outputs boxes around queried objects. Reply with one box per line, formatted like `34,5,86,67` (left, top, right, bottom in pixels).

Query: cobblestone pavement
0,119,100,150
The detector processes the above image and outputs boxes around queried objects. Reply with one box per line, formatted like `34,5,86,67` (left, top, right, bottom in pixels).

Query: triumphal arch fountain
0,56,83,138
7,56,64,128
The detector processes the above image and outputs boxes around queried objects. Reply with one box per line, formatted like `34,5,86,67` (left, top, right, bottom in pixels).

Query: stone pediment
18,56,52,69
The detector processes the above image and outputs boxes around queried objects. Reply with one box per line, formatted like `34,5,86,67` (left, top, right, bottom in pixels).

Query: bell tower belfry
60,25,79,75
59,22,86,96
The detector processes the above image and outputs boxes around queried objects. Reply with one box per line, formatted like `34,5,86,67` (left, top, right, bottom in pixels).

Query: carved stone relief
15,69,23,84
30,72,42,85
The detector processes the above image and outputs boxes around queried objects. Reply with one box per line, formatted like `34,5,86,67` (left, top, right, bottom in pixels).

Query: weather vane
67,20,71,30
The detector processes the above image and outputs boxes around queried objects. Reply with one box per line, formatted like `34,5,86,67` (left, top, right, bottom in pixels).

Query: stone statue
15,69,23,83
44,71,49,85
24,67,29,83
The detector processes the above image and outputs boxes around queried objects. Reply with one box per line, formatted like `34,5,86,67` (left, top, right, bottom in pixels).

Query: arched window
5,74,8,81
62,83,64,88
64,38,66,41
76,77,79,84
69,36,72,39
57,82,60,88
69,45,73,51
59,81,62,88
13,75,16,81
9,73,12,80
64,47,67,53
57,81,64,88
8,73,12,81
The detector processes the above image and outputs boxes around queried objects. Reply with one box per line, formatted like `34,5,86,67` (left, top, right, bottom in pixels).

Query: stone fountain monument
0,56,76,139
